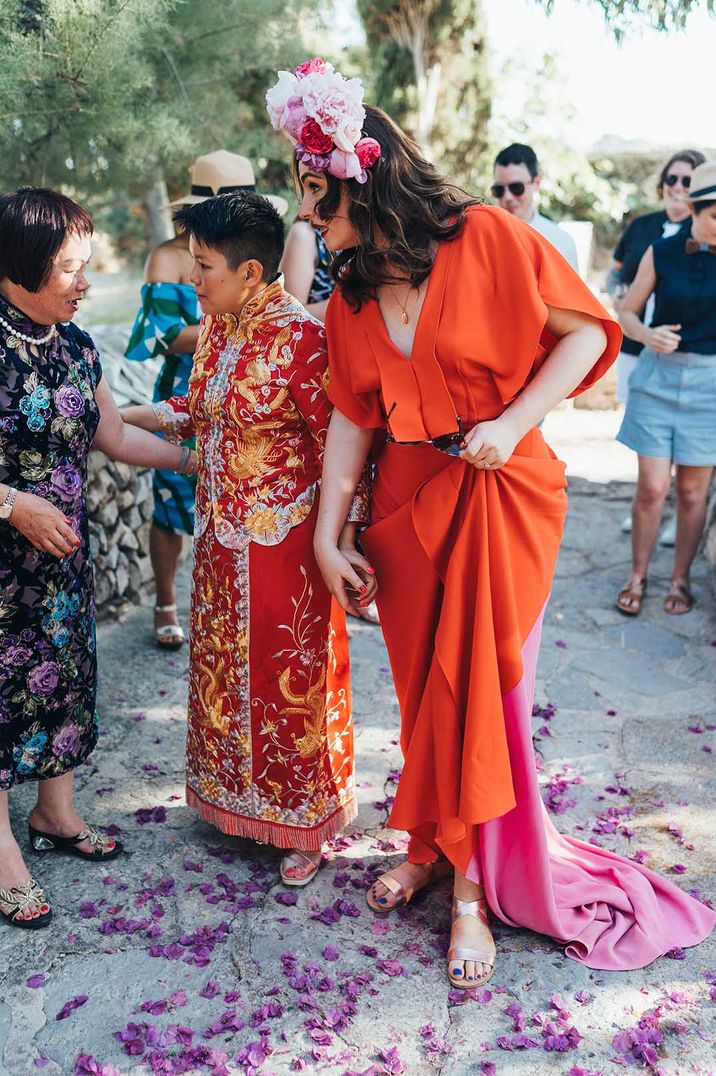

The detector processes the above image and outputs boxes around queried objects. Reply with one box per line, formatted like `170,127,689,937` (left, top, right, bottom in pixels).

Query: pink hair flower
356,138,381,169
296,57,328,77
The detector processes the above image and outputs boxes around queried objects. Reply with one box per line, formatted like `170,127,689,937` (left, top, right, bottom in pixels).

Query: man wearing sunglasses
492,143,579,271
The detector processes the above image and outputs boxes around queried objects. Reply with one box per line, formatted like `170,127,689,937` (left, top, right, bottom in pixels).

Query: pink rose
295,57,328,78
265,70,300,133
329,148,363,181
355,138,381,169
299,119,334,156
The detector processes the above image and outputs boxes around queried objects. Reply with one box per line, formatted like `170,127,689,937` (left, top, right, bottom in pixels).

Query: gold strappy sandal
0,878,52,930
366,859,452,913
447,893,496,989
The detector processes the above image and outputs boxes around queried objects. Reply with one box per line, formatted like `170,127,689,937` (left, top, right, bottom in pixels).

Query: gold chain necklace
389,284,413,324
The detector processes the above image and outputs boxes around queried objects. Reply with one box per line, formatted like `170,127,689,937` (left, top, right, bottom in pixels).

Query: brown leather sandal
664,583,694,615
616,576,647,616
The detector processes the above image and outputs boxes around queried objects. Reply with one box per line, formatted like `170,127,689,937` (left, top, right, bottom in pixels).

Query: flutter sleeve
125,282,200,362
324,290,384,428
461,207,622,405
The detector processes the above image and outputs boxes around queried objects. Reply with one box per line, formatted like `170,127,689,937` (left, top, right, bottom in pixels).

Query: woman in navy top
616,161,716,616
608,149,704,403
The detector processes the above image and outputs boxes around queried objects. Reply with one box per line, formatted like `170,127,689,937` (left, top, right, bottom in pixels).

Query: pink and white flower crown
266,57,381,184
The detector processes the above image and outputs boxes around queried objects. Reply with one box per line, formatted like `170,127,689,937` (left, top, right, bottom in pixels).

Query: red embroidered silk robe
154,279,358,848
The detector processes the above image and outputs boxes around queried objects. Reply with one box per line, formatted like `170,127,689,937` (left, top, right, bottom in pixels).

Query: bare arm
618,247,681,354
280,222,317,305
145,243,200,355
166,323,200,354
461,307,609,469
92,378,195,472
120,404,160,432
313,409,376,611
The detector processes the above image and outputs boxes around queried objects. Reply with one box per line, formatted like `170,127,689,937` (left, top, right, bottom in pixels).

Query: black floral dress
0,294,102,790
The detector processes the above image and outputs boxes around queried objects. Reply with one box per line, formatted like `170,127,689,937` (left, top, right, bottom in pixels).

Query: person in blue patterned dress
125,230,199,650
0,188,197,929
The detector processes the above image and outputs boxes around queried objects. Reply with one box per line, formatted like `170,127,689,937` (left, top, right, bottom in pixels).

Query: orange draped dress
325,205,715,970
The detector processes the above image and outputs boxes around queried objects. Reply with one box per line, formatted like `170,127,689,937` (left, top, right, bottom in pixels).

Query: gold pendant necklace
390,285,411,324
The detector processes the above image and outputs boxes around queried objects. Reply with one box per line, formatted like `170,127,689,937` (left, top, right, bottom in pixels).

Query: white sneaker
659,517,676,546
620,514,632,534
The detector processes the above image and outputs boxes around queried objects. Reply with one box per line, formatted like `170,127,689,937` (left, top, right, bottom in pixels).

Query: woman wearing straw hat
616,160,716,616
125,152,287,650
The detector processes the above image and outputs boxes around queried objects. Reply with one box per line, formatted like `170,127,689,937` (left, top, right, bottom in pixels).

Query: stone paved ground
1,409,715,1076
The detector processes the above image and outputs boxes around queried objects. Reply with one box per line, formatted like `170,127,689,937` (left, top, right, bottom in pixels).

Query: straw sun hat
687,161,716,203
169,149,288,216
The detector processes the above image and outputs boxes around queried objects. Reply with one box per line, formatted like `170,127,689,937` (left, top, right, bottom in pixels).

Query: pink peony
300,119,335,155
355,137,381,169
329,148,363,181
295,57,328,77
265,70,300,134
283,98,309,143
300,70,365,152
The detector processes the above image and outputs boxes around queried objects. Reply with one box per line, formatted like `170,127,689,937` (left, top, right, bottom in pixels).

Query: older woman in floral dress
0,187,196,930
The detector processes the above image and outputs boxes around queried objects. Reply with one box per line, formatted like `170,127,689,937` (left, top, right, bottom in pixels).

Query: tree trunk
144,177,174,247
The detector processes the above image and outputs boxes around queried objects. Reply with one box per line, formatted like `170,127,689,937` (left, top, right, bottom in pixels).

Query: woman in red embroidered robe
123,193,370,886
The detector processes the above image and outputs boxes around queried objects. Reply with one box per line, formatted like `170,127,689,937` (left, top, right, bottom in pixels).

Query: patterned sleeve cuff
346,467,372,525
152,400,190,443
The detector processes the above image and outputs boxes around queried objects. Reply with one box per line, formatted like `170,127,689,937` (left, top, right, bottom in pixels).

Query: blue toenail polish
453,969,462,976
468,976,474,981
379,897,387,903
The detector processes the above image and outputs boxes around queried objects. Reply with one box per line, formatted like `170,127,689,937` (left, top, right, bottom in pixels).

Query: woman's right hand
10,492,81,558
644,324,681,354
315,542,377,615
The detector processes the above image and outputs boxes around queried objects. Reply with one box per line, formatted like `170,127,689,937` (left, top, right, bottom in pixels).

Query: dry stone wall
83,325,161,619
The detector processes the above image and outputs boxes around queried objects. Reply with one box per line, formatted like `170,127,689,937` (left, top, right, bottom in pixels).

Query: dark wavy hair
656,148,705,198
292,105,481,310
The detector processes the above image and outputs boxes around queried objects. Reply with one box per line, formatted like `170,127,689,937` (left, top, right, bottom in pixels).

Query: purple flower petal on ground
555,639,567,649
276,891,300,906
199,981,221,999
670,864,687,874
667,947,686,960
481,1064,496,1076
376,959,404,977
27,974,46,988
322,945,340,961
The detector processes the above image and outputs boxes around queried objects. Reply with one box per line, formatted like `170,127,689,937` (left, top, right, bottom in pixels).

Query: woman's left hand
460,416,521,470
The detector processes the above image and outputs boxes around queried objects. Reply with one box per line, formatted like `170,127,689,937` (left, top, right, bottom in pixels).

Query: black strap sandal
28,823,124,861
0,878,52,929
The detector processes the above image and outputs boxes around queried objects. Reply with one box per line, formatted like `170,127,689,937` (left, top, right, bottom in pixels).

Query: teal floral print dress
0,294,102,790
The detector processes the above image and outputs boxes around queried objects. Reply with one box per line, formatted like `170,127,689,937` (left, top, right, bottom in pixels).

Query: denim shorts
617,348,716,465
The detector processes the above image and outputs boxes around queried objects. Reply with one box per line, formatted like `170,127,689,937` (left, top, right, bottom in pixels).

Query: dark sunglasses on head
491,182,528,198
385,402,466,456
664,173,691,188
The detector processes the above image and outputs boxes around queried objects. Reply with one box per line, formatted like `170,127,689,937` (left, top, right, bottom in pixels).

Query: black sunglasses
491,182,528,198
663,173,691,189
385,402,466,456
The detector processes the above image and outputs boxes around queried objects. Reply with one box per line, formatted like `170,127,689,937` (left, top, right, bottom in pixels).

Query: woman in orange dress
267,59,716,983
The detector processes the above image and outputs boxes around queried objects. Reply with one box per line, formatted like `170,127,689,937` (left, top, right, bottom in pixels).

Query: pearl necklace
0,310,57,346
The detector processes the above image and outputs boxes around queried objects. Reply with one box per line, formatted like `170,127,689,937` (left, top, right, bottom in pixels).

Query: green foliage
0,0,312,209
356,0,491,189
537,0,713,37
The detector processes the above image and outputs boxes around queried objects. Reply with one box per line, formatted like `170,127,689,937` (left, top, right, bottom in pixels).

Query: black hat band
690,182,716,199
190,182,256,196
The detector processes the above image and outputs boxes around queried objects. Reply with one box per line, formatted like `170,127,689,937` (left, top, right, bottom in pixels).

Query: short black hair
494,143,540,180
174,192,284,281
693,198,716,215
0,187,93,292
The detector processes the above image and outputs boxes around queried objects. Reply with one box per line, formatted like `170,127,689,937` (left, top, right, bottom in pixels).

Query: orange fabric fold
326,204,621,872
